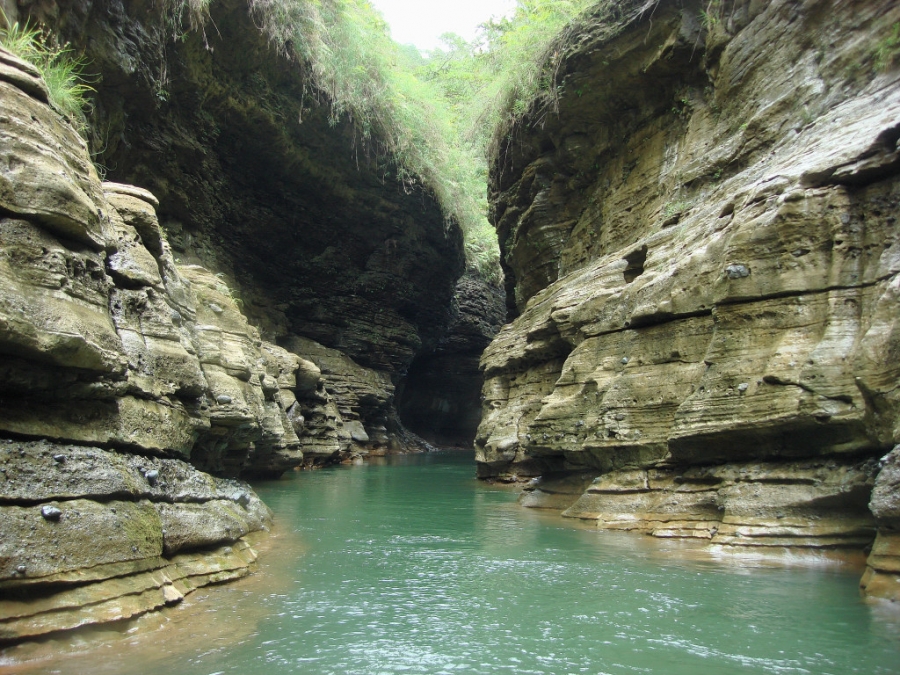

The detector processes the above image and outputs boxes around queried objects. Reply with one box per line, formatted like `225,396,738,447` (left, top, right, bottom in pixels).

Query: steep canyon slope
27,0,484,460
0,0,495,641
0,45,284,639
475,0,900,601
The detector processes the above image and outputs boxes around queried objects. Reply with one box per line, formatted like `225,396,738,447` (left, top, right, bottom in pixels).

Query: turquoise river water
4,450,900,674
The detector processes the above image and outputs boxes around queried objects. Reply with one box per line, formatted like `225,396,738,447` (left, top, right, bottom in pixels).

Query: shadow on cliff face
28,0,477,456
396,274,506,448
35,0,466,365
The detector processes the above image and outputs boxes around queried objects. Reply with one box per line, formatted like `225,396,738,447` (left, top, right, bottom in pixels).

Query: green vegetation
420,1,599,149
874,22,900,72
699,0,722,29
237,0,499,278
662,199,691,221
0,12,93,130
167,0,603,281
1,0,613,281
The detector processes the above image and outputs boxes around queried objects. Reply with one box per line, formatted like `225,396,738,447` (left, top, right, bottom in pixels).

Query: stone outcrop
27,0,466,459
0,440,270,642
9,0,470,465
476,0,900,596
862,446,900,601
0,59,303,477
285,334,399,460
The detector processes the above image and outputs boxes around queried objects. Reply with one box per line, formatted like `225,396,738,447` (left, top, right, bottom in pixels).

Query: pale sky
369,0,518,52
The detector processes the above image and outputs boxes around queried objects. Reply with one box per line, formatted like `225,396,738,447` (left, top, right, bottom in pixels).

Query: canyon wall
0,0,481,641
0,46,290,639
476,0,900,599
397,274,507,446
24,0,472,461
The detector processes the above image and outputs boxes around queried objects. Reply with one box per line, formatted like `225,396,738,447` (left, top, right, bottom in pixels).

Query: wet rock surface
0,440,271,642
476,0,900,599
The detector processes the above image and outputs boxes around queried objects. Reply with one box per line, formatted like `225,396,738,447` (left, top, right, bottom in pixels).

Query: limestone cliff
398,274,507,446
0,46,296,639
863,446,900,601
476,0,900,597
26,0,468,459
0,0,479,640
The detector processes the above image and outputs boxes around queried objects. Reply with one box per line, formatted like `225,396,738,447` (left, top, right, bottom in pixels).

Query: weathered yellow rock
864,448,900,600
0,218,126,374
0,79,107,248
861,533,900,602
557,459,877,548
0,42,314,479
477,0,900,559
0,47,49,104
0,539,262,642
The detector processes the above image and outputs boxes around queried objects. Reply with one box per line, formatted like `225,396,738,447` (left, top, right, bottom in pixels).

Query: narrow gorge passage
2,0,900,669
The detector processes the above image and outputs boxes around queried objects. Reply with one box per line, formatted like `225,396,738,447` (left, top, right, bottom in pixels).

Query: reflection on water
3,450,899,675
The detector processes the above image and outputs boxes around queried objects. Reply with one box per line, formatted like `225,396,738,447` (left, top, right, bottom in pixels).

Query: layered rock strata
861,446,900,601
0,45,291,639
0,54,304,477
285,334,410,460
27,0,466,453
0,0,475,637
0,440,270,642
476,0,900,595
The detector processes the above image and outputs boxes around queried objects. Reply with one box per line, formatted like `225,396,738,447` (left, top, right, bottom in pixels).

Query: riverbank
4,451,899,675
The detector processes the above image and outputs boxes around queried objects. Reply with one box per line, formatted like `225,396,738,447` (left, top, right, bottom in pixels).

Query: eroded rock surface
0,19,467,635
0,440,271,642
0,75,303,476
0,0,476,637
476,0,900,597
0,44,286,640
32,0,466,458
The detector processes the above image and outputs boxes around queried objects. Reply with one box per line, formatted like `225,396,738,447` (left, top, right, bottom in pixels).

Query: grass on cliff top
0,0,626,282
166,1,607,281
421,0,600,151
244,0,502,280
0,12,93,131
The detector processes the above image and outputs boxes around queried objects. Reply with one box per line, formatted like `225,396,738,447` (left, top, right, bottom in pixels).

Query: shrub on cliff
165,0,500,281
162,0,613,284
421,0,599,153
0,13,93,131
